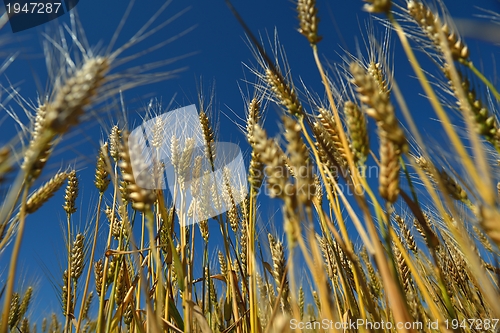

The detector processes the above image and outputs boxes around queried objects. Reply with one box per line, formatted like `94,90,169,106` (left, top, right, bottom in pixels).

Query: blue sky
0,0,499,322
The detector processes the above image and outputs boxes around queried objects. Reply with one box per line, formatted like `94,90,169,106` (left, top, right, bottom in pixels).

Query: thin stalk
248,188,261,333
104,204,132,333
462,60,500,102
76,192,104,333
0,184,30,333
97,169,119,333
136,204,146,316
64,213,73,333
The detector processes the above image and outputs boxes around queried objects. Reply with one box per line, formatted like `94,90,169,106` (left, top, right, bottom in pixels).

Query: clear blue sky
0,0,499,322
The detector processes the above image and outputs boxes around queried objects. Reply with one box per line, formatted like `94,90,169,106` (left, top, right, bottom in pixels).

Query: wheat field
0,0,500,332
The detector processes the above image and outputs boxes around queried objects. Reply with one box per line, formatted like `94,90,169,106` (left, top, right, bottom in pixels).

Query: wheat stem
462,60,500,102
0,184,29,333
75,193,104,333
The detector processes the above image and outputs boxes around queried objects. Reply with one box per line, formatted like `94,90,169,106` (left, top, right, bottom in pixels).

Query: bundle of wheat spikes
1,0,500,332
